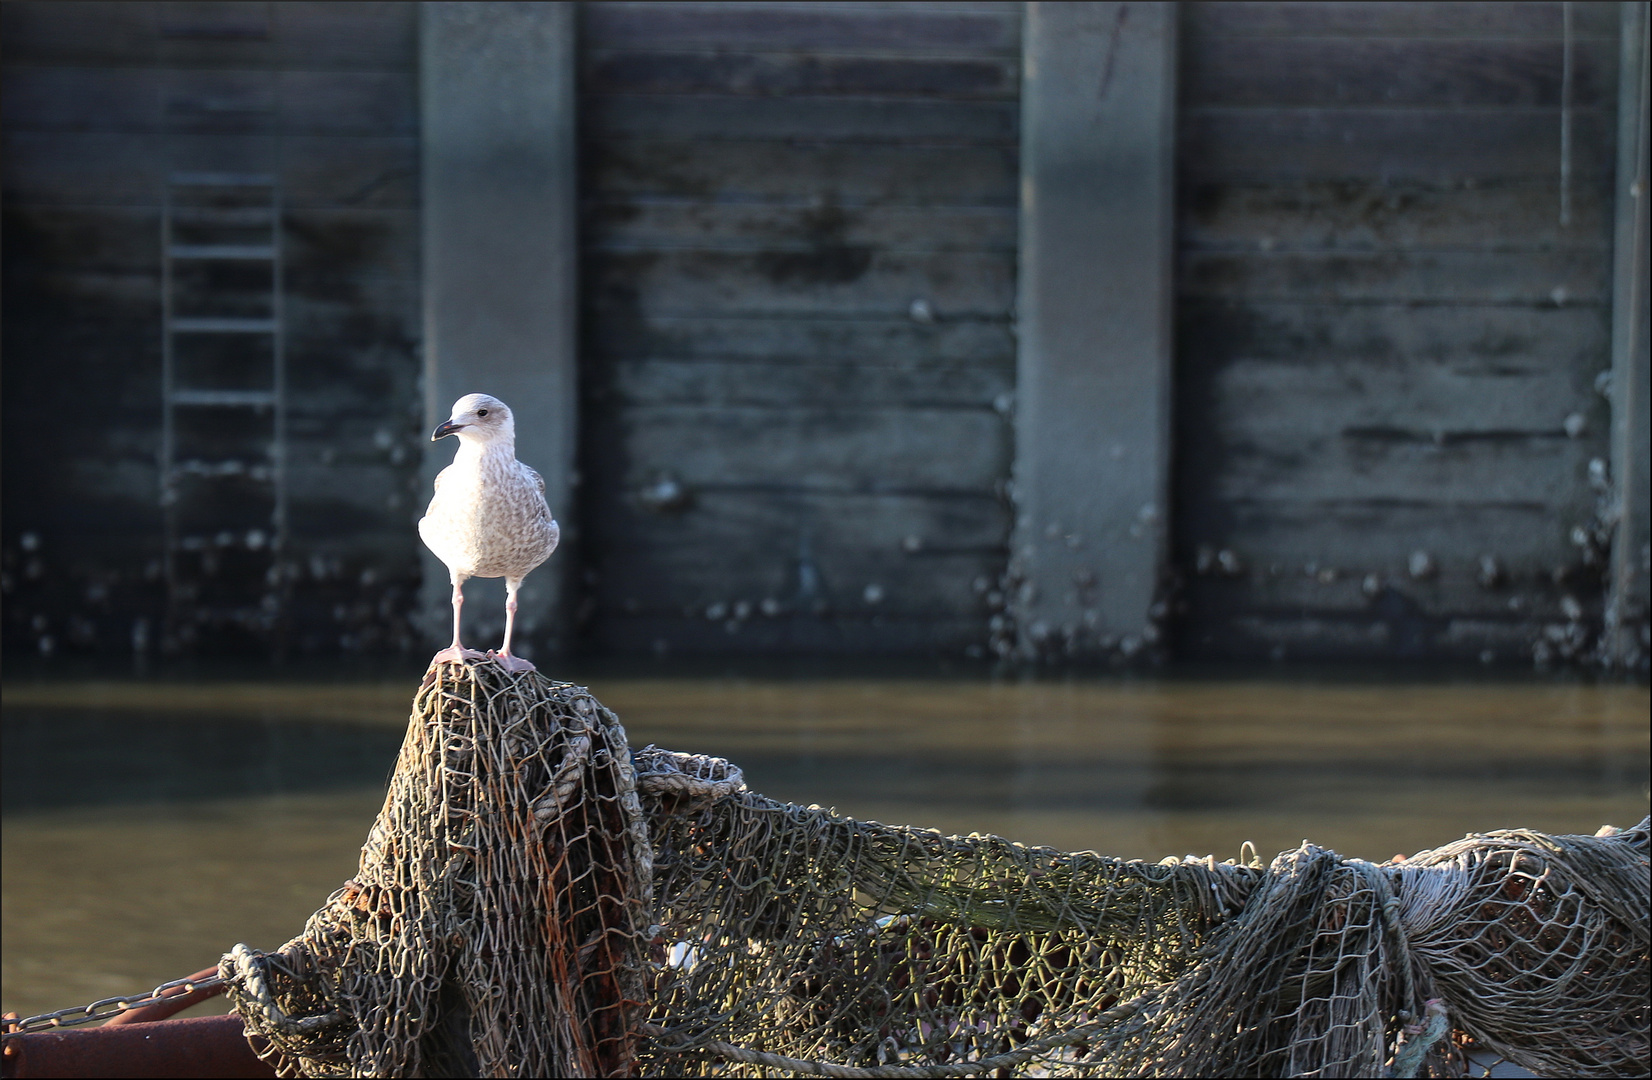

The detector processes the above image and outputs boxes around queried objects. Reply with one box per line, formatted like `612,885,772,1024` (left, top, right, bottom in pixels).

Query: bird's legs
432,573,485,664
490,577,536,673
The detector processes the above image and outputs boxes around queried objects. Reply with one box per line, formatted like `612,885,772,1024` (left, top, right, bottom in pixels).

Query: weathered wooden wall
1172,1,1625,664
4,1,1640,669
1,1,423,657
575,1,1021,655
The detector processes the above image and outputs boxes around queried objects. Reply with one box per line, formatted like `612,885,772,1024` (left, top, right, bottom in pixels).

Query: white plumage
419,393,559,672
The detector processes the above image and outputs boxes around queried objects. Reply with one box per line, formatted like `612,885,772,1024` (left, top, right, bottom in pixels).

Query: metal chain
1,972,225,1040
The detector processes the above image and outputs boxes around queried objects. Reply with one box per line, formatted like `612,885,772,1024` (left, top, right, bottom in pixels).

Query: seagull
419,393,560,673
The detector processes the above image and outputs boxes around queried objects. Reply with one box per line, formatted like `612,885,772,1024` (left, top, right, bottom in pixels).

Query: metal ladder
160,172,287,647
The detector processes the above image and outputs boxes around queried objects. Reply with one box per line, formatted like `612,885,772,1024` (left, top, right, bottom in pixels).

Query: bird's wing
521,465,554,516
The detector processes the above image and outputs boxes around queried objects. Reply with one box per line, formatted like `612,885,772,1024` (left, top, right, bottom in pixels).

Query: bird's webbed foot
487,650,537,674
432,646,488,665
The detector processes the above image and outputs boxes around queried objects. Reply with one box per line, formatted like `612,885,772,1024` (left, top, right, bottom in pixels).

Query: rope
633,746,746,800
1387,1000,1450,1080
221,944,342,1037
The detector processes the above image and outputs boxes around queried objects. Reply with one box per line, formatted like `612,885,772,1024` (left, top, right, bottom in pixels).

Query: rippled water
3,671,1646,1022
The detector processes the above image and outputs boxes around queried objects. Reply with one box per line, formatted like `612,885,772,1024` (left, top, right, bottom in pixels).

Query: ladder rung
169,172,276,188
169,244,276,260
170,207,275,226
170,317,277,334
169,459,274,480
169,389,277,407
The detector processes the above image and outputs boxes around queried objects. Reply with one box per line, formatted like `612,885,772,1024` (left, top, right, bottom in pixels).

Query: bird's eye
477,409,488,417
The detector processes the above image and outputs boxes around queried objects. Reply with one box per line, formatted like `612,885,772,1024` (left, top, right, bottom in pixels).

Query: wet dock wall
3,2,1647,669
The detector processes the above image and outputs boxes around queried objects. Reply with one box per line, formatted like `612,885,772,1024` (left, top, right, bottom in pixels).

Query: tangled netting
221,661,1650,1078
222,661,653,1077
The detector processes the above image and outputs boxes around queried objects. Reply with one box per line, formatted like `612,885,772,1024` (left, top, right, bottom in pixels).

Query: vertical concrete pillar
1606,1,1650,668
1011,2,1177,661
419,2,579,656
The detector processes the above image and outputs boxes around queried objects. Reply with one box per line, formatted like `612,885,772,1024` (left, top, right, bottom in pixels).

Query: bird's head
433,393,514,446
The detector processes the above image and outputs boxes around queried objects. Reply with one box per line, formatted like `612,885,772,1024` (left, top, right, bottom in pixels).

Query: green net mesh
221,661,1650,1078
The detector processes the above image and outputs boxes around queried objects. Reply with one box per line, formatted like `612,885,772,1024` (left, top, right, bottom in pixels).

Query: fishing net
223,662,653,1077
221,661,1650,1078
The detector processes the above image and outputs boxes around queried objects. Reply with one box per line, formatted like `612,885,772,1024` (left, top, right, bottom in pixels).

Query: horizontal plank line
580,198,1023,213
169,171,275,187
1182,105,1613,117
595,1,1020,10
662,482,1004,499
168,244,277,260
1169,296,1608,309
580,89,1018,105
3,127,414,140
1226,608,1539,627
600,540,1008,555
595,484,1006,501
587,241,1015,255
583,132,1021,149
589,357,1009,370
0,58,415,74
1178,244,1611,256
580,197,1017,214
2,200,405,214
1219,497,1553,511
582,190,1020,212
4,270,418,290
167,389,277,407
608,405,1004,418
584,46,1020,61
168,317,278,334
608,400,1004,413
591,311,1014,322
1340,425,1569,443
584,90,1019,104
168,208,276,225
1186,175,1605,189
589,13,1017,35
585,309,1014,324
4,202,417,214
586,192,1016,208
585,95,1016,143
598,554,1004,571
602,358,1013,373
4,131,417,144
1181,33,1619,44
1175,296,1611,310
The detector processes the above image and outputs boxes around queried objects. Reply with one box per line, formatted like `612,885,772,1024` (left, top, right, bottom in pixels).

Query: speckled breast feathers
420,450,559,582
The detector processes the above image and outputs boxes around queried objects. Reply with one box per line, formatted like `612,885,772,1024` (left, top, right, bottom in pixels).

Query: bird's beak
432,420,466,441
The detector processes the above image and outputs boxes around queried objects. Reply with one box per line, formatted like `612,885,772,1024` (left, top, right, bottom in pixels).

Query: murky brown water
3,673,1646,1022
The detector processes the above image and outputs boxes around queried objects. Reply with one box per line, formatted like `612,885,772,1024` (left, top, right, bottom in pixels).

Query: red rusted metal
1,1015,274,1079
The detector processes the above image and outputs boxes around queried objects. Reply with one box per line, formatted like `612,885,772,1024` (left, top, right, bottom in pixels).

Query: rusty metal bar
1,1015,272,1079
